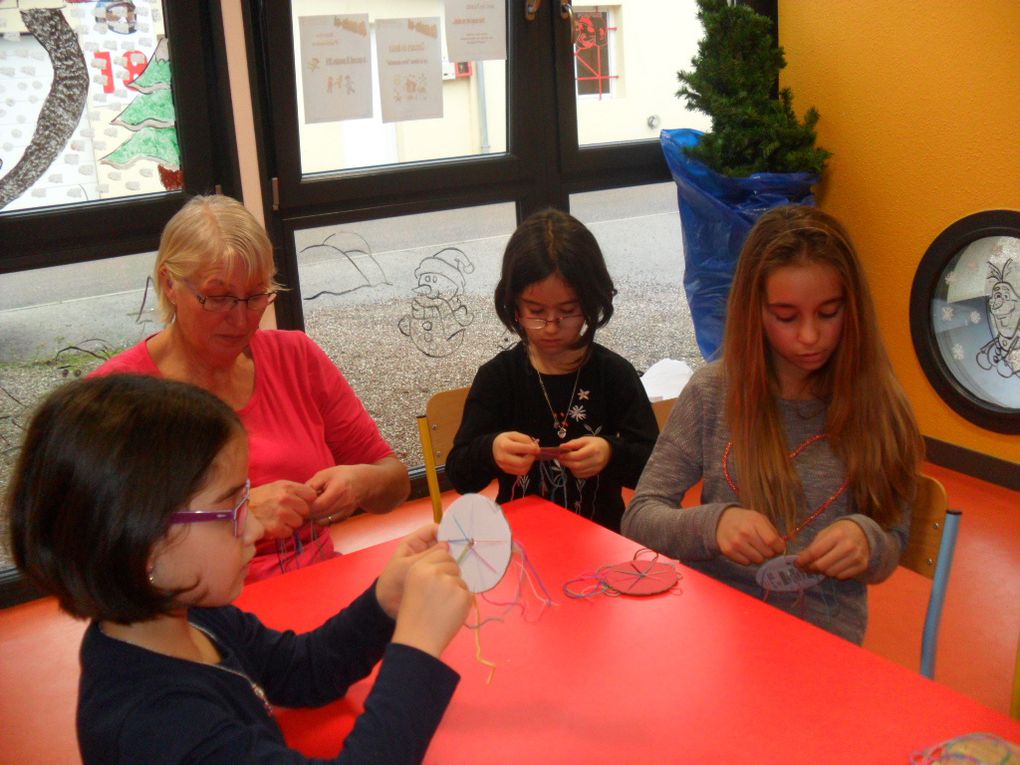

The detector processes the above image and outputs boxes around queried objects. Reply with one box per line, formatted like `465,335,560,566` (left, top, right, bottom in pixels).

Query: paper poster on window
444,0,506,61
375,17,442,124
297,14,372,124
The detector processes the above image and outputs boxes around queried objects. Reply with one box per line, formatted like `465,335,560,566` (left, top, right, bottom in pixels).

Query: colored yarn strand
463,540,556,682
471,597,497,685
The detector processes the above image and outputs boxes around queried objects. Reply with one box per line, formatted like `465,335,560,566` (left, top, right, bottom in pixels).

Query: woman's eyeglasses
517,313,585,330
171,480,250,537
182,280,277,312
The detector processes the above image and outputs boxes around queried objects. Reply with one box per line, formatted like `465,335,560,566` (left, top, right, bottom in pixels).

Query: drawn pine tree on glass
100,38,182,190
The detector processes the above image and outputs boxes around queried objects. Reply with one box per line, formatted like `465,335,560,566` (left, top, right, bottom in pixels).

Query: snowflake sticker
941,306,955,322
568,404,587,422
944,270,958,286
969,311,981,324
952,343,965,361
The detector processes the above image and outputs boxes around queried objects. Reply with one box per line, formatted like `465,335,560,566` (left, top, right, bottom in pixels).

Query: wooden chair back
651,397,677,430
900,474,950,579
423,386,470,468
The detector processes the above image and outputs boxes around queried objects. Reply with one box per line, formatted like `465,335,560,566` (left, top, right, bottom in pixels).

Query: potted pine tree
663,0,830,360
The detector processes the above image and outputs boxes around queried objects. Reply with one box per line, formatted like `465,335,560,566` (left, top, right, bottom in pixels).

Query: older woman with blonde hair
93,195,409,581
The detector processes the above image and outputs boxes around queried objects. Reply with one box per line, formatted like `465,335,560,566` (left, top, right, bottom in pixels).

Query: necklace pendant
557,427,567,439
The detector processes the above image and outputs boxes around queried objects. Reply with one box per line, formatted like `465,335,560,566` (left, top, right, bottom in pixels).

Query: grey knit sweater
622,363,909,644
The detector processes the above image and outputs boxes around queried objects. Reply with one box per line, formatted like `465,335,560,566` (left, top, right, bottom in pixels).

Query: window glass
294,203,516,465
930,235,1020,409
569,183,701,375
0,1,179,213
573,1,710,146
0,251,158,569
291,0,507,175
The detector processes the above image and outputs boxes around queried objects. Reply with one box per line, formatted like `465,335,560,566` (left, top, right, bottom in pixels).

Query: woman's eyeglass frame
181,279,278,312
171,479,250,537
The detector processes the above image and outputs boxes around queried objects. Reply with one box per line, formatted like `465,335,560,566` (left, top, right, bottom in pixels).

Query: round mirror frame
909,209,1020,434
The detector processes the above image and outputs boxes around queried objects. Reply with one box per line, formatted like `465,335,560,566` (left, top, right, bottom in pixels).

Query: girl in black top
446,208,659,531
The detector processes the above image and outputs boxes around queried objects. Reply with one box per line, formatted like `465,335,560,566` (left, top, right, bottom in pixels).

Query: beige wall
780,0,1020,462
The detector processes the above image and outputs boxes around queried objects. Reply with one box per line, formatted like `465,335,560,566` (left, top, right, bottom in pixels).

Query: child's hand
557,436,611,478
716,507,785,565
248,481,318,539
392,545,472,659
492,431,540,475
375,524,440,618
795,519,870,579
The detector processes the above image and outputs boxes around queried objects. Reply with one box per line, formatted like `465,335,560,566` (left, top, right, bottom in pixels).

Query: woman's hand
557,436,611,479
247,481,318,539
375,524,440,618
492,432,540,475
391,545,473,659
306,466,359,525
796,519,870,579
716,506,786,565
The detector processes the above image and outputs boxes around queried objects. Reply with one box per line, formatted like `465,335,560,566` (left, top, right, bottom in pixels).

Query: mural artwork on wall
0,0,175,212
398,247,475,358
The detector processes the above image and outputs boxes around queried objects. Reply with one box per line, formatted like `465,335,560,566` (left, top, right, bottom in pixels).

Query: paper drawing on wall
0,7,89,210
976,254,1020,378
301,232,390,301
100,37,181,190
398,247,475,358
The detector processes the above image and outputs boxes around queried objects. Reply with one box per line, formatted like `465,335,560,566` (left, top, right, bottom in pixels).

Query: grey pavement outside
0,182,702,564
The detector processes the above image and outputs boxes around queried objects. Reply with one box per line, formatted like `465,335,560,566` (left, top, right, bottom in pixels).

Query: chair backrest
900,474,951,579
897,473,961,679
651,397,677,430
418,387,470,522
424,386,470,468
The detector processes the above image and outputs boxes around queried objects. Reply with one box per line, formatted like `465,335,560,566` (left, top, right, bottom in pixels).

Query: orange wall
778,1,1020,463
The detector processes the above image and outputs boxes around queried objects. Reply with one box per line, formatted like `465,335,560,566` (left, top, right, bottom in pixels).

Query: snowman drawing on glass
398,247,475,357
975,254,1020,378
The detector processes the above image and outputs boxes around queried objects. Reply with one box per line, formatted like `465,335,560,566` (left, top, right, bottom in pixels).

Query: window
0,0,234,274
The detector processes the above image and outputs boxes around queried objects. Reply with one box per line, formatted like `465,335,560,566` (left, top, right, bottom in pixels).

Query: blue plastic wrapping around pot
661,128,819,360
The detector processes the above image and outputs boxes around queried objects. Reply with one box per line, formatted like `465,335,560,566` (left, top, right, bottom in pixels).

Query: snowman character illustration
975,256,1020,378
398,247,475,357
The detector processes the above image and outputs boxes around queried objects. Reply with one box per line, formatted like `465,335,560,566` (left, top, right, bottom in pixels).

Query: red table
236,496,1020,764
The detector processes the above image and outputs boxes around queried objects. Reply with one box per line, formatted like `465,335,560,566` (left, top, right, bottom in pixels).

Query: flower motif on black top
568,404,587,422
577,389,590,400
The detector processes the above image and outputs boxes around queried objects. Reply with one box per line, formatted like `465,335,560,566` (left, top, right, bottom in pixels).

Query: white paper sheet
298,14,373,124
444,0,506,62
376,17,443,124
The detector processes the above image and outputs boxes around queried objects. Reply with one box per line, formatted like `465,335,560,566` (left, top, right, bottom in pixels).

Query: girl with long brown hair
623,205,923,643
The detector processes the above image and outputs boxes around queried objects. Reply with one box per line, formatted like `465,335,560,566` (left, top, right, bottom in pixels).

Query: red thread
721,435,849,541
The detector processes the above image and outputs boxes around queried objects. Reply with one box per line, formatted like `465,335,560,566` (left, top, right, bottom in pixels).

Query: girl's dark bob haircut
5,374,243,624
494,207,617,349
